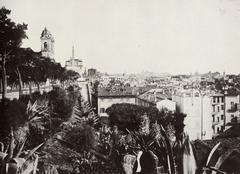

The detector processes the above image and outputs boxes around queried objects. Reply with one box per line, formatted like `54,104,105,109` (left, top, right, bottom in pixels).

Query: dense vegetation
106,103,185,140
1,6,240,174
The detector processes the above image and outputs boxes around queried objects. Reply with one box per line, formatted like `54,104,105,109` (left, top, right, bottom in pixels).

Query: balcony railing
212,120,219,126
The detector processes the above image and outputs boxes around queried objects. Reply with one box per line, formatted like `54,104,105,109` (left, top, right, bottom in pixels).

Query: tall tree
7,48,36,97
0,7,28,102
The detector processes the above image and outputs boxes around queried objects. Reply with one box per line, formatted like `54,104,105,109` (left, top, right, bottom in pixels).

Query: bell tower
40,27,55,59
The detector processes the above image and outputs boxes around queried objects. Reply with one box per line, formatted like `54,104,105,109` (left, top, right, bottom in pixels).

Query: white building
65,46,85,77
211,90,240,137
172,89,213,140
211,93,225,136
225,94,240,124
97,88,137,117
156,99,176,112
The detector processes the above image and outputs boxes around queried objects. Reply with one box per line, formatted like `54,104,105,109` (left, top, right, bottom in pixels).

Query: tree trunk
16,67,23,98
1,53,7,103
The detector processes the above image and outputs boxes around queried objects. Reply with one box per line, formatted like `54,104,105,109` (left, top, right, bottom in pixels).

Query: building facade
211,93,225,136
40,27,54,59
156,99,176,112
65,46,85,77
97,87,137,117
172,89,213,140
211,91,240,136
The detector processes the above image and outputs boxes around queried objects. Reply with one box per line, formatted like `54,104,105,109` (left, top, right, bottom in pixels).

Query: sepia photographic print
1,0,240,173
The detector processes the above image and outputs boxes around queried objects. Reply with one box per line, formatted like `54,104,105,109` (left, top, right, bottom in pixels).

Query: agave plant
0,129,43,174
126,129,159,174
72,100,99,127
202,141,240,174
14,99,49,144
181,136,197,174
158,125,176,174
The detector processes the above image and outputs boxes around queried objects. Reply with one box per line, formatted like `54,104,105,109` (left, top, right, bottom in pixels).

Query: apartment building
211,89,240,136
172,89,213,140
211,93,225,136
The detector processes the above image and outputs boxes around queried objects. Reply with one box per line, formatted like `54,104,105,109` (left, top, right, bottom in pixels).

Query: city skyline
2,0,240,75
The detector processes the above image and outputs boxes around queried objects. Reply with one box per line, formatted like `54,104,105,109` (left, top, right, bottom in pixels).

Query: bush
48,87,75,120
106,103,163,131
0,98,27,141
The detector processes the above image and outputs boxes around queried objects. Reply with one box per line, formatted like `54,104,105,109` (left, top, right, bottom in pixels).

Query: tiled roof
137,89,171,104
98,87,137,97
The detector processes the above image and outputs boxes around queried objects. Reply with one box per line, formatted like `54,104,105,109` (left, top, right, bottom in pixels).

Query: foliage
106,103,154,131
48,87,75,120
200,142,240,174
172,112,186,142
91,80,99,112
60,69,80,83
0,129,43,174
0,6,28,132
38,164,59,174
0,7,28,53
106,103,185,139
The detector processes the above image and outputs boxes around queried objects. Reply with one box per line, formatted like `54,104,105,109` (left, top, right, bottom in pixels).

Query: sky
2,0,240,75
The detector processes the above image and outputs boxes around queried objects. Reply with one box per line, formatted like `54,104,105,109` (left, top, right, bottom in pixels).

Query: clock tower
40,27,55,59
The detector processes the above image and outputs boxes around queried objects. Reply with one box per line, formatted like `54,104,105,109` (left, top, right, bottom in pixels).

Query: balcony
212,120,219,126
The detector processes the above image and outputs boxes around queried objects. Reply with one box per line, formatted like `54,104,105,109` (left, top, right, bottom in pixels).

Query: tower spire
71,46,75,59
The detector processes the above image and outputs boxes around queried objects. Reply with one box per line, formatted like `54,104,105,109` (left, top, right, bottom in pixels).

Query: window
100,108,105,113
217,97,219,103
221,115,224,120
217,117,220,122
217,127,220,133
217,106,220,112
44,42,48,49
222,97,224,103
212,115,215,122
221,126,224,132
231,101,234,106
213,106,215,112
213,97,216,103
221,105,224,110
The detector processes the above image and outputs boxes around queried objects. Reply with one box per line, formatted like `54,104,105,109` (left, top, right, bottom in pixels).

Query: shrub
48,87,75,120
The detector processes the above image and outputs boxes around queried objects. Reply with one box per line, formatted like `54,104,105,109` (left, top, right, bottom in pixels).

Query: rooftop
98,87,137,97
138,88,171,104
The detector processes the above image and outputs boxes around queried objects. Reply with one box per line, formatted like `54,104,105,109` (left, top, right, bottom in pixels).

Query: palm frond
206,142,221,166
160,125,175,174
23,143,43,161
15,138,26,158
26,99,49,123
212,149,236,174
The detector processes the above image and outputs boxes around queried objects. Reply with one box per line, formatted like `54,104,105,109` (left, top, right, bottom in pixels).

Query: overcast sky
2,0,240,74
